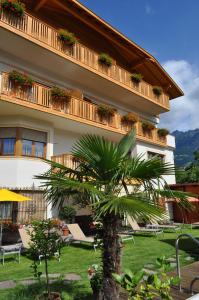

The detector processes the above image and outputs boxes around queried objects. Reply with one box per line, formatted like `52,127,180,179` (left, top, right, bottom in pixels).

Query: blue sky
79,0,199,132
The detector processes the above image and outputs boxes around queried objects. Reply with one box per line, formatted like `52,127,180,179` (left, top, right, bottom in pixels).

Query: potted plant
1,0,25,18
152,86,163,96
97,104,116,120
131,73,143,84
8,70,33,89
58,29,77,46
121,112,138,125
142,121,155,132
88,264,103,300
51,86,70,102
29,220,63,300
157,128,169,137
98,53,112,67
59,205,76,236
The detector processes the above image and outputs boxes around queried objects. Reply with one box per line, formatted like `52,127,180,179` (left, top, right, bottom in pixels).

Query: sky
79,0,199,132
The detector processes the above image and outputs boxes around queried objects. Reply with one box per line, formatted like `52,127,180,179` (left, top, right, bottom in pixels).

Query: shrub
1,0,25,18
51,86,70,102
113,256,180,300
58,29,77,46
158,128,169,137
97,104,116,119
98,53,112,67
142,121,155,132
9,70,33,89
153,86,163,96
131,73,143,84
59,205,76,223
121,112,138,124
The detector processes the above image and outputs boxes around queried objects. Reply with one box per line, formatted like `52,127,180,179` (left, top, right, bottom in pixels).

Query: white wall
53,129,82,155
132,137,176,185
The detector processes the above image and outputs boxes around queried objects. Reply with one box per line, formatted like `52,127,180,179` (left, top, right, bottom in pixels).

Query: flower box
131,73,143,84
97,104,116,120
8,70,33,89
121,112,138,125
1,0,25,18
98,53,113,67
51,87,70,102
152,86,163,96
142,122,155,132
157,128,169,137
58,29,77,46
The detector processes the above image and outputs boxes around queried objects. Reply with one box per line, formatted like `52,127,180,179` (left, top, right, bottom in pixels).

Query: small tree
29,220,62,299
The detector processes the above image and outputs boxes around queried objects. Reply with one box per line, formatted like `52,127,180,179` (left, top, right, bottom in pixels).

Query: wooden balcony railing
51,154,79,169
0,10,170,109
0,72,167,147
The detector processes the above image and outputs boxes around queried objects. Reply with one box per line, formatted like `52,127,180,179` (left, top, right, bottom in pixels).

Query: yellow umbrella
0,189,31,245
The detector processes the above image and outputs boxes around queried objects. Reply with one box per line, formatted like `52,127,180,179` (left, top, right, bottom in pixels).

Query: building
170,183,199,224
0,0,183,223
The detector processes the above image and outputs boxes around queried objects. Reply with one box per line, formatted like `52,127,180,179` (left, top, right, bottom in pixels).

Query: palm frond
157,189,194,211
117,128,136,157
98,194,166,221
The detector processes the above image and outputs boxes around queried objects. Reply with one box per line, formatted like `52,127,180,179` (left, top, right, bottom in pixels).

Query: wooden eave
24,0,184,100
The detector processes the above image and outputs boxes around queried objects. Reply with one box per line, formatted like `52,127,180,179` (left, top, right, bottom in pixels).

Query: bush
97,104,116,119
1,0,25,18
59,205,76,223
157,128,169,137
153,86,163,96
51,86,70,102
121,112,138,124
58,29,77,46
142,121,155,132
9,70,33,89
131,73,143,84
98,53,112,67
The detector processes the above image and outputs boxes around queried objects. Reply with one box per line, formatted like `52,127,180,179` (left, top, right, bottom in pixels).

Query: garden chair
67,223,97,250
18,227,60,263
127,216,163,237
0,243,22,265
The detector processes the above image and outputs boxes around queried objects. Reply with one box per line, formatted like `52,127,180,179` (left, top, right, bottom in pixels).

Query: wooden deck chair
18,227,60,263
127,216,163,237
67,223,97,250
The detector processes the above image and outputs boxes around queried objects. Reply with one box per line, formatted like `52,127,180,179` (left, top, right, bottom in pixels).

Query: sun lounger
67,223,97,250
146,221,182,232
127,216,163,237
0,243,22,265
18,227,60,263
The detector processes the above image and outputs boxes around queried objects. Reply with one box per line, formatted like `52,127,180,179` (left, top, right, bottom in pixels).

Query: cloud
145,4,155,15
160,60,199,132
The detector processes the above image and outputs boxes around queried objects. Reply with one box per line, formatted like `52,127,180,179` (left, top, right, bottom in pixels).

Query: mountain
172,129,199,167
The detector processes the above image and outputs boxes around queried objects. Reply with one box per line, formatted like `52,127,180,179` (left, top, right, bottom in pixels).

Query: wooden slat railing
0,72,167,146
51,154,79,169
0,10,170,109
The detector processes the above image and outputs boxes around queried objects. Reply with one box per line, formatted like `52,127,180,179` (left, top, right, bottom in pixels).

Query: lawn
1,228,199,299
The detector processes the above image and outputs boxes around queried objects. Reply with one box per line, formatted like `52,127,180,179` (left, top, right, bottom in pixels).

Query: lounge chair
67,223,135,250
127,216,163,237
18,227,60,263
67,223,97,250
0,243,22,265
146,221,182,232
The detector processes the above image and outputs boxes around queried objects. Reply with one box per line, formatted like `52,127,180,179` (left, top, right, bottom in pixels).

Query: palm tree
37,130,191,300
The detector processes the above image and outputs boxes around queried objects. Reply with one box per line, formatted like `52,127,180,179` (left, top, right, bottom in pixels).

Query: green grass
1,228,199,299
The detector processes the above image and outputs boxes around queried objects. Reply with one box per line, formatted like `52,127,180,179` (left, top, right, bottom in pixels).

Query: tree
37,130,190,300
176,150,199,183
29,220,62,298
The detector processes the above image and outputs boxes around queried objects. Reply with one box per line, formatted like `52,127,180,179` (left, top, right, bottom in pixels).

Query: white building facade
0,0,183,222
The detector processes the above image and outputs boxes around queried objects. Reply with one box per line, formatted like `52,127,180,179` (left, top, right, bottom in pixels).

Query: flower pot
62,228,69,236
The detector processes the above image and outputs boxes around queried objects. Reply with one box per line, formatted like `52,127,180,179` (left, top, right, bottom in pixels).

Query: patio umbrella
0,189,31,245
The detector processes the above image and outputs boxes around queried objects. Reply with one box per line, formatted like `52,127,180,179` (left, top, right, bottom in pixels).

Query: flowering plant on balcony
97,104,117,119
1,0,25,18
121,112,138,125
153,86,163,96
58,29,77,46
8,70,33,89
131,73,143,84
98,53,113,67
142,121,155,132
51,86,70,102
157,128,169,137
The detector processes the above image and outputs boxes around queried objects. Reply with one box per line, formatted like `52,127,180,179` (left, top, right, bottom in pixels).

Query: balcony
0,10,170,114
0,72,167,147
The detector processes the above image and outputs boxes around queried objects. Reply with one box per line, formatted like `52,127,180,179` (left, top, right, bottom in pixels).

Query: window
0,127,47,158
148,151,164,163
0,202,13,219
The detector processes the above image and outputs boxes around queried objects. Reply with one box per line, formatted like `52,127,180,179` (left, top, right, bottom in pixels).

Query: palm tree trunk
99,213,122,300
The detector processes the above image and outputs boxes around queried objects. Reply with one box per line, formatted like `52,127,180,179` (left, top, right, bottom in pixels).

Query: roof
28,0,184,100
